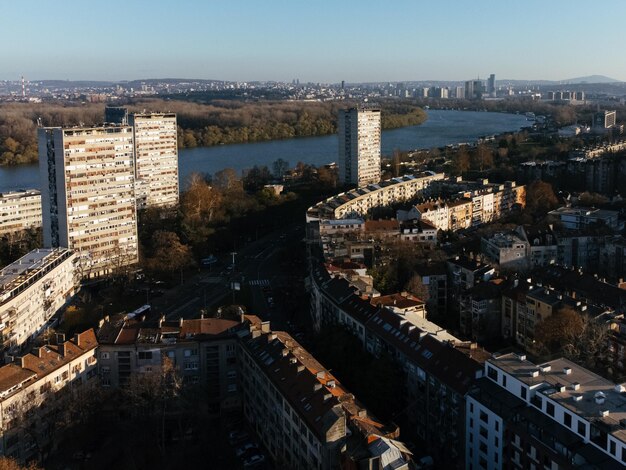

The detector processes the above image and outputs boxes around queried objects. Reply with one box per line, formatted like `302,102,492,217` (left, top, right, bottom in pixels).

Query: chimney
179,317,184,327
158,315,165,328
261,321,270,333
563,367,572,375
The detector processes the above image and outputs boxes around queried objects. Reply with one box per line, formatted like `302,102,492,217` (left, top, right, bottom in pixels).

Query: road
149,222,306,329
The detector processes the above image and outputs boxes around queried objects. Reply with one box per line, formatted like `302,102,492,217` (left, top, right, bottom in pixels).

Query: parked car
236,442,258,458
243,453,266,467
228,429,249,445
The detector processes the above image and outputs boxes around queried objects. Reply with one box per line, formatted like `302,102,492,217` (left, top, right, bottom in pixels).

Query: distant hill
562,75,621,84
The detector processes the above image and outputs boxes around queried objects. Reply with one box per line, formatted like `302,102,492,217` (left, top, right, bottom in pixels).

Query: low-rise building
459,279,507,342
0,329,98,462
0,249,76,355
548,207,623,232
0,190,42,235
481,232,529,270
399,219,438,243
97,315,248,415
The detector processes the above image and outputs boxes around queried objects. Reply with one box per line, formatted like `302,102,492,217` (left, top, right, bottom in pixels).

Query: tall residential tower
38,126,138,278
128,112,179,208
338,107,381,186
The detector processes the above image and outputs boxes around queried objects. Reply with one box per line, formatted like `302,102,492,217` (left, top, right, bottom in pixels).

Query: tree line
0,98,427,165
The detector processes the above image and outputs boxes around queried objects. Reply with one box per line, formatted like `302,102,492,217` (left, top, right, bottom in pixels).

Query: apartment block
0,329,98,462
460,279,507,343
548,207,623,231
0,190,42,235
307,172,444,222
338,107,381,186
0,248,76,355
38,126,138,278
97,316,247,414
128,113,179,208
239,324,408,470
467,353,626,469
481,232,529,269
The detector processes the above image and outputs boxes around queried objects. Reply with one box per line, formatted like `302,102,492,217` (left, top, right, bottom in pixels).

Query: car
236,442,258,458
228,429,249,445
243,453,266,467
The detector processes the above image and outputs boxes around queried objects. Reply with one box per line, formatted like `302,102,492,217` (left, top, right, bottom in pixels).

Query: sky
1,0,625,83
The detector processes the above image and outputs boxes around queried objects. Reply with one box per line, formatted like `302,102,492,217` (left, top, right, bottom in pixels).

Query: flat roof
490,354,626,443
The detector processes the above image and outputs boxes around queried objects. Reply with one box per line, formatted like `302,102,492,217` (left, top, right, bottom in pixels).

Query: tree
243,165,272,191
123,357,183,456
213,168,242,192
525,180,559,216
0,458,41,470
404,275,430,303
145,231,194,276
180,173,223,242
534,306,584,354
272,158,290,179
450,148,470,175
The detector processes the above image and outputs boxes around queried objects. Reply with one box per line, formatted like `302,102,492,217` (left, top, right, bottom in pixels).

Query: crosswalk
249,279,270,287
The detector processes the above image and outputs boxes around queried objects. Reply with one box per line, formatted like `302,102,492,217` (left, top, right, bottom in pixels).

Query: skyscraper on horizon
487,74,496,97
338,107,381,187
38,125,139,278
128,112,179,208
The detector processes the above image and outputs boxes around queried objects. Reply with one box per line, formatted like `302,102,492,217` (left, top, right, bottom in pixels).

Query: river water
0,110,528,192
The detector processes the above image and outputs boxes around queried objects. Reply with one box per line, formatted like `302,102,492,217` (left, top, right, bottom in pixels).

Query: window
138,351,152,360
227,384,237,393
502,375,507,387
487,366,498,381
100,352,110,360
577,421,587,437
609,440,616,455
546,402,555,417
564,412,572,428
479,411,488,423
521,387,527,400
184,349,197,357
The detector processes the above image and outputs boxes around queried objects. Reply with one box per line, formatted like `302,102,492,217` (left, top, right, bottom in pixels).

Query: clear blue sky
2,0,625,82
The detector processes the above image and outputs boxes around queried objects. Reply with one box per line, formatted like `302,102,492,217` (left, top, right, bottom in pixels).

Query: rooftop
490,354,626,443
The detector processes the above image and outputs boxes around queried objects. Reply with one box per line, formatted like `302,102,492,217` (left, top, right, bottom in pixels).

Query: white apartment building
128,113,179,208
0,190,42,235
338,107,381,186
0,249,76,354
38,126,138,278
306,172,445,222
467,353,626,469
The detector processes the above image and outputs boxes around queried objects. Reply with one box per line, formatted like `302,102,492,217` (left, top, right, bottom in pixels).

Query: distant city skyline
2,0,625,83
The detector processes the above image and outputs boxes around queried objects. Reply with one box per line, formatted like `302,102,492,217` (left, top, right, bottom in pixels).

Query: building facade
0,190,42,235
128,113,179,208
0,249,76,355
0,329,98,462
467,354,626,469
38,126,139,278
338,107,381,187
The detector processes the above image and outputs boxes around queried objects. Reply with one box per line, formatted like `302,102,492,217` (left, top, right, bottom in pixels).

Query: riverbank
0,110,528,192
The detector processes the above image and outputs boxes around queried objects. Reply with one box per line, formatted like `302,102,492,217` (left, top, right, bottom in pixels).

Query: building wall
338,108,381,186
129,113,179,208
0,191,42,235
39,126,138,278
0,338,98,461
0,249,76,354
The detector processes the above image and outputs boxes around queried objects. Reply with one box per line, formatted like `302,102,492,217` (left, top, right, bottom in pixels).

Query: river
0,110,528,192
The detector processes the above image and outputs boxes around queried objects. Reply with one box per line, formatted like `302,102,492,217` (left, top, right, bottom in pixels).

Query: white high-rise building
338,107,381,186
38,126,138,278
128,113,179,208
